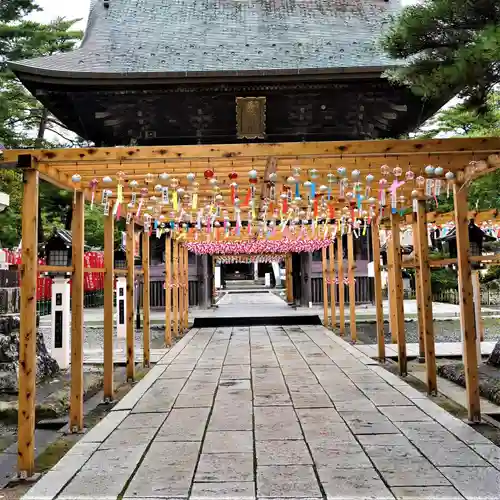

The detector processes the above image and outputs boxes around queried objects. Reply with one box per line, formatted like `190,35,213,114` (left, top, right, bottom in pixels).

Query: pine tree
382,0,500,113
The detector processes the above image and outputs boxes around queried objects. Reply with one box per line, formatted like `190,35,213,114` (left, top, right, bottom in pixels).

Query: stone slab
257,465,322,498
254,406,302,440
256,440,313,466
195,452,254,482
202,431,253,453
439,466,500,499
156,407,211,441
191,481,255,499
321,468,393,499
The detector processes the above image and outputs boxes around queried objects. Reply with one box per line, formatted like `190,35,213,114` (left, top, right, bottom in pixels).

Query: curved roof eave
9,61,397,85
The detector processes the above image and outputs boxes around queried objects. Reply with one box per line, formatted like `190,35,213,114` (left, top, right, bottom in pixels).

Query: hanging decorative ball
215,194,223,202
365,173,375,184
416,175,426,186
248,169,258,180
268,172,278,182
249,177,258,185
103,176,112,183
292,167,301,178
104,189,113,197
399,195,406,204
405,170,415,181
228,171,238,181
345,192,354,200
210,178,218,187
72,174,81,183
310,169,319,180
177,187,185,194
159,172,170,182
287,176,296,185
393,166,403,177
368,197,377,205
337,167,346,177
434,166,444,176
129,180,139,188
351,169,360,181
411,190,419,198
445,171,455,181
150,196,157,202
145,173,155,184
380,164,390,176
280,192,288,199
319,185,328,192
204,169,215,180
379,178,388,188
424,165,435,176
154,184,162,192
304,180,312,188
186,173,196,183
327,173,337,183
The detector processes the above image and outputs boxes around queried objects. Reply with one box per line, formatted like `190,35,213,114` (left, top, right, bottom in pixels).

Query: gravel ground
356,318,500,345
39,325,166,351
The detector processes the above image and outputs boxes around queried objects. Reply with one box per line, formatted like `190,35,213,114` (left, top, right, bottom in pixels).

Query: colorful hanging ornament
89,178,98,209
129,179,139,206
365,173,374,198
445,171,455,197
136,187,148,218
145,173,155,184
159,172,170,183
424,165,435,198
113,171,125,219
389,166,405,214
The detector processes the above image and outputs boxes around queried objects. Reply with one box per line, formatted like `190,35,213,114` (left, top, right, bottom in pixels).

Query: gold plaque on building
236,97,266,139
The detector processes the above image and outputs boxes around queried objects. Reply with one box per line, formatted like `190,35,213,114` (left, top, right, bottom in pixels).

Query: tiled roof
11,0,402,77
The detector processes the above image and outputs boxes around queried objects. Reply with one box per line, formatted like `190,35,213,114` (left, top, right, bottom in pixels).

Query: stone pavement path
23,326,500,500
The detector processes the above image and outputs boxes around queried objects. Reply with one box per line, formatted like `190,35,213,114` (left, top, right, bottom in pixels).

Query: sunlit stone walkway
24,326,500,500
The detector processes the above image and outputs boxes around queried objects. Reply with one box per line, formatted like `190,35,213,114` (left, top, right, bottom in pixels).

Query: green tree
382,0,500,112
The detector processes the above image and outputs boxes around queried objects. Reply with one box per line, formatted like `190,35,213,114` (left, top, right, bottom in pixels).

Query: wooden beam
103,211,114,401
126,222,135,381
337,233,345,336
412,213,425,361
371,219,385,362
328,242,336,330
142,231,150,368
347,230,357,342
165,237,172,347
322,246,329,327
6,137,499,163
173,240,179,339
179,243,185,334
389,211,407,376
416,199,437,395
454,182,481,421
70,191,84,432
17,168,39,478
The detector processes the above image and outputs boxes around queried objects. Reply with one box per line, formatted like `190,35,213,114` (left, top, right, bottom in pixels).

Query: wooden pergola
2,136,500,478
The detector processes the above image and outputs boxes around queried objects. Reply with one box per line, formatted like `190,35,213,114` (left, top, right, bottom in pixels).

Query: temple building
9,0,445,306
10,0,444,146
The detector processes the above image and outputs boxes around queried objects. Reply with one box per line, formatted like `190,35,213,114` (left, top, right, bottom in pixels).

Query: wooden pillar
17,167,39,477
70,191,85,431
453,181,481,422
328,242,336,329
412,212,426,361
337,233,345,336
347,230,357,342
322,247,329,326
416,198,437,395
103,210,114,401
386,239,397,344
126,222,135,381
173,240,179,338
286,254,293,303
165,236,172,346
389,212,407,376
371,220,385,362
184,246,189,330
178,244,184,335
472,271,484,342
142,231,150,367
300,252,312,307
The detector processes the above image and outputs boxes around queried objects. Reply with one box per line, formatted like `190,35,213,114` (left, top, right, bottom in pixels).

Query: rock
487,340,500,368
0,314,59,394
